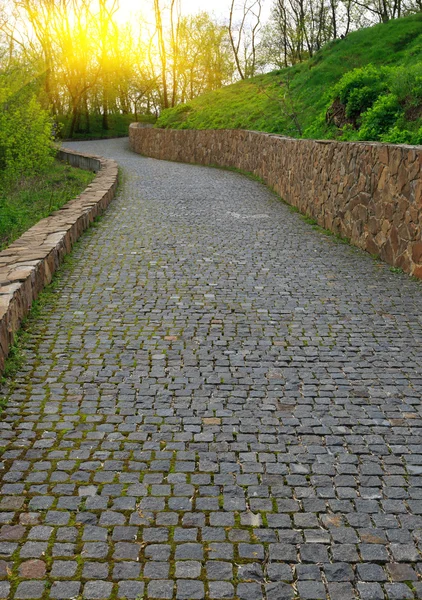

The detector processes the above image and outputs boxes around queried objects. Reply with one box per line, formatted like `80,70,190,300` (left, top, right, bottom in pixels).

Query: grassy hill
157,13,422,144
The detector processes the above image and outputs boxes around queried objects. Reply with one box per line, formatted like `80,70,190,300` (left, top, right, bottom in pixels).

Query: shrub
327,62,422,143
389,64,422,108
358,94,402,141
0,81,54,188
157,103,193,128
330,64,390,119
345,86,380,119
339,123,360,141
380,125,422,144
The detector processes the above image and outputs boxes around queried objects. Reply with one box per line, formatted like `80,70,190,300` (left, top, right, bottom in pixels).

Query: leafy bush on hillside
380,125,422,144
326,63,422,143
0,81,54,188
390,64,422,106
330,65,390,121
358,95,402,140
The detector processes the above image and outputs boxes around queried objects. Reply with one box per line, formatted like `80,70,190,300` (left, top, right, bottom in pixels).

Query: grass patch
157,13,422,142
0,338,26,390
0,159,95,250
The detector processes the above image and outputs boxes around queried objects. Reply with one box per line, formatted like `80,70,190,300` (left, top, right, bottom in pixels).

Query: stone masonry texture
0,149,118,375
129,125,422,280
0,136,421,599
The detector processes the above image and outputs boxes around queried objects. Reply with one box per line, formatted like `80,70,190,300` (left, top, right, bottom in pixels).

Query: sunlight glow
117,0,271,25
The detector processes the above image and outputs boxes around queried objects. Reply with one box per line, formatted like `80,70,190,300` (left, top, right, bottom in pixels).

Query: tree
176,13,234,101
153,0,169,109
228,0,263,79
262,0,422,69
261,0,386,69
97,0,120,130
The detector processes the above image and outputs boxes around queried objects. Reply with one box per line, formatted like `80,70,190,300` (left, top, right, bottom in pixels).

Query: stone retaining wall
129,125,422,279
0,148,118,374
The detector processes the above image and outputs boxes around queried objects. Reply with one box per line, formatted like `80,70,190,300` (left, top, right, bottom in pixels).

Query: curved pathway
0,137,422,600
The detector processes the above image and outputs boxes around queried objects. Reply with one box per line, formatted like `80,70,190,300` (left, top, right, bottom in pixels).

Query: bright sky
181,0,272,20
118,0,272,26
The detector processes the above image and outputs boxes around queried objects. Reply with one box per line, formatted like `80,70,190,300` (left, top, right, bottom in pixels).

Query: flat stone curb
0,148,118,374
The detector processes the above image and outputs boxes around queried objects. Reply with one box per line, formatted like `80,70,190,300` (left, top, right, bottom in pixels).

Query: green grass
58,113,156,140
0,159,95,250
157,13,422,139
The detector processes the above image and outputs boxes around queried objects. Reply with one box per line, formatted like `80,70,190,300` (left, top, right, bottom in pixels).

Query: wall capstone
129,125,422,279
0,148,118,374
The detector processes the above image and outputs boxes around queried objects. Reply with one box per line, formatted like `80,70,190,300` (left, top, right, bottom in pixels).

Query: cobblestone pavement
0,137,422,600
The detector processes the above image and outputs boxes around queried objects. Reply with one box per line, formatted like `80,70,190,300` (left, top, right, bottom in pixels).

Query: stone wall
0,148,118,374
129,124,422,279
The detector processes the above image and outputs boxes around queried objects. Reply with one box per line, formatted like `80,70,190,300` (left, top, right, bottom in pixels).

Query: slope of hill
157,13,422,144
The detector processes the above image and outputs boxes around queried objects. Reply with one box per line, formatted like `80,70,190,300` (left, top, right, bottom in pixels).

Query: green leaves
0,82,54,190
327,62,422,143
359,94,402,141
330,64,391,119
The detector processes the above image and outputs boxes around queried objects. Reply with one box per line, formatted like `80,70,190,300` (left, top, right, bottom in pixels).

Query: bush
389,64,422,107
358,94,402,141
339,123,360,141
345,86,380,119
327,61,422,144
0,81,54,188
330,64,390,119
380,125,422,144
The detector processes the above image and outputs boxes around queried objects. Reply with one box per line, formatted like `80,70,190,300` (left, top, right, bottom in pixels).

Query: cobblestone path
0,137,422,600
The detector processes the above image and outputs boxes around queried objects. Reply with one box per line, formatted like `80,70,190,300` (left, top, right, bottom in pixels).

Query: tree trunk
102,95,109,130
154,0,169,109
69,104,79,138
84,95,90,133
331,0,337,39
228,0,245,79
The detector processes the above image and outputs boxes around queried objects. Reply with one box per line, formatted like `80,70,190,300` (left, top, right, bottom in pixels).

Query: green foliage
346,86,380,119
330,64,390,119
390,29,421,52
329,62,422,142
389,63,422,105
0,81,54,187
57,113,155,140
0,160,95,250
380,124,422,144
358,94,402,140
156,13,422,146
337,123,359,141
